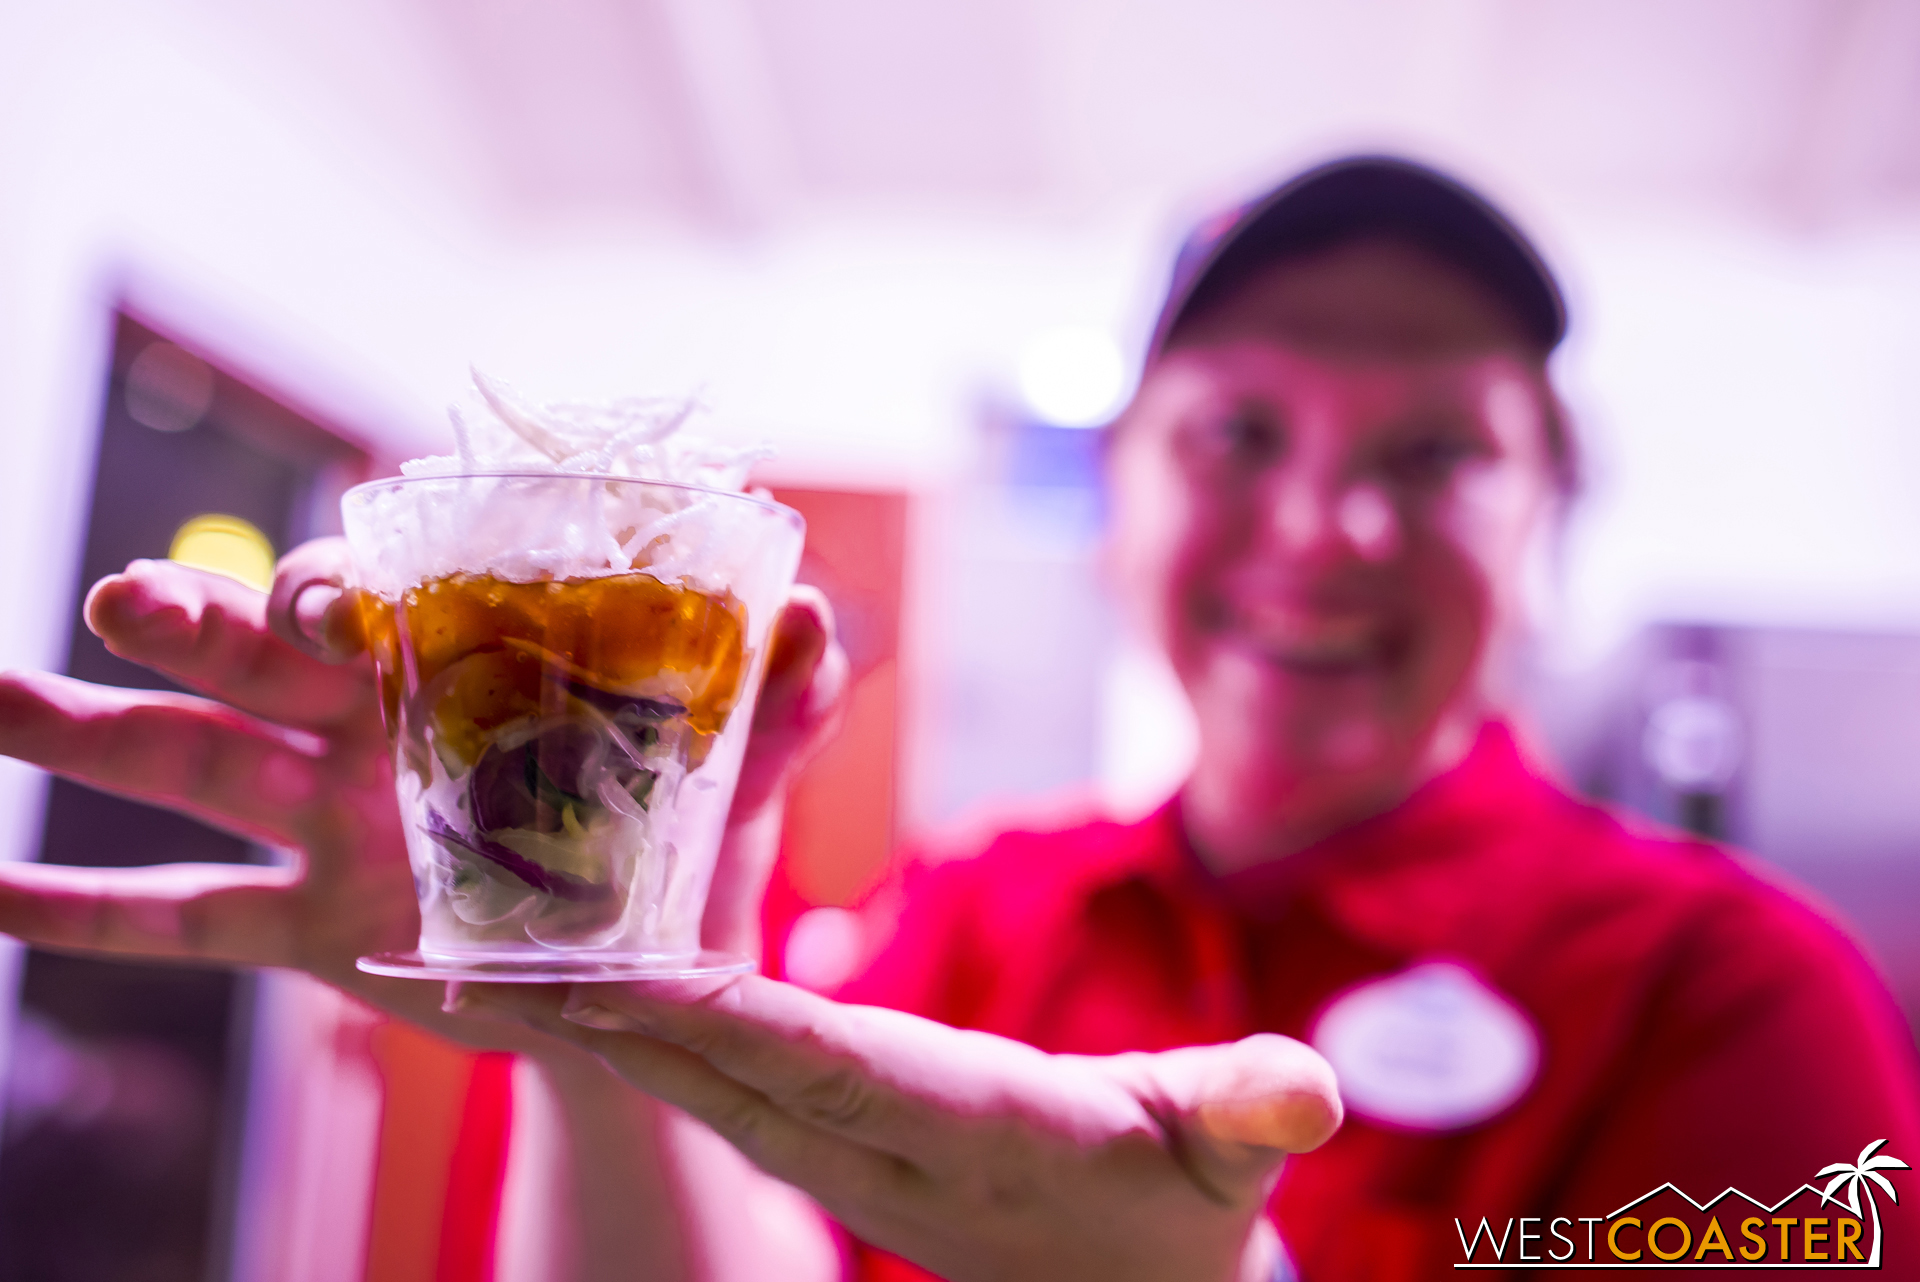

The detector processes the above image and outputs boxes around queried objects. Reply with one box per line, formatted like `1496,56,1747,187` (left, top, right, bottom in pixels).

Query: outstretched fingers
557,978,942,1159
0,860,300,967
453,983,908,1211
554,976,1156,1175
456,981,1341,1278
0,670,323,847
85,555,375,733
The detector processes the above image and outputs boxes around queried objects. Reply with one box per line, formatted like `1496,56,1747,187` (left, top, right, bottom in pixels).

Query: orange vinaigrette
341,445,804,978
357,570,750,943
361,571,747,762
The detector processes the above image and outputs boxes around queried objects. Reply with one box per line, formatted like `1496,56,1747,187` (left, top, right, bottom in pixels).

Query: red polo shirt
837,723,1920,1280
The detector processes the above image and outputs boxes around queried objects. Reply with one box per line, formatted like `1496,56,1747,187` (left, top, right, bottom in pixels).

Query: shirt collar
1083,721,1566,951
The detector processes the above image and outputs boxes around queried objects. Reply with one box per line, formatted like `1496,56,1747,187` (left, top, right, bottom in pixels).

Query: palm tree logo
1817,1139,1909,1267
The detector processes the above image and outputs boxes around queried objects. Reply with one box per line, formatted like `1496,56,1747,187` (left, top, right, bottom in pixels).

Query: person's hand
458,976,1343,1282
0,542,846,1051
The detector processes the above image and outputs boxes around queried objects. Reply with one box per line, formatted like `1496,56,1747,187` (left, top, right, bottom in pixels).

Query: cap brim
1150,156,1566,356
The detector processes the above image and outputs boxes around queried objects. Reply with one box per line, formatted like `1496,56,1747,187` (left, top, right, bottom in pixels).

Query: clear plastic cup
341,472,803,981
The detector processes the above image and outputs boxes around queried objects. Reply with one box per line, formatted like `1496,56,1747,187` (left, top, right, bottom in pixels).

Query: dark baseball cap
1148,156,1567,358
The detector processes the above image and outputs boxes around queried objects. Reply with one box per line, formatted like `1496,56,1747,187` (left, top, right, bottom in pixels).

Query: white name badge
1311,961,1539,1132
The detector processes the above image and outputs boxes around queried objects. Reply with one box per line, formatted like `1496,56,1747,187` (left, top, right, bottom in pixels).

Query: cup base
356,948,756,983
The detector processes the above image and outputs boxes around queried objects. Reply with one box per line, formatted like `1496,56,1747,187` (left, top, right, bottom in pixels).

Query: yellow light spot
168,514,275,591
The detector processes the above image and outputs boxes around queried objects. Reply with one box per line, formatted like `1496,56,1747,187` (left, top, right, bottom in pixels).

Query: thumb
731,585,849,817
267,536,364,662
1123,1033,1343,1202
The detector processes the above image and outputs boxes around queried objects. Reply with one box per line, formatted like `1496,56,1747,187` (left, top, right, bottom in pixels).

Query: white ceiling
212,0,1920,234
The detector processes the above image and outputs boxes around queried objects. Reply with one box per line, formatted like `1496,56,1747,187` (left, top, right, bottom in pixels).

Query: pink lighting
1,3,1918,1279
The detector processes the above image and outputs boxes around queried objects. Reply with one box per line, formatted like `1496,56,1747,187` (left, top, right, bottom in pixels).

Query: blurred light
1017,326,1126,428
125,341,215,433
1643,694,1743,791
169,514,275,591
784,906,864,992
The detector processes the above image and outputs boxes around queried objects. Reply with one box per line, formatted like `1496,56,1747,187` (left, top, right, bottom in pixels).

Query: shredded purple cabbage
468,721,657,835
423,807,608,903
562,679,684,723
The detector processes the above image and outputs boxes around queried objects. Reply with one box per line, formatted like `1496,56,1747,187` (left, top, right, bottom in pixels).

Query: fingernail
87,577,189,640
292,581,344,644
561,1004,647,1033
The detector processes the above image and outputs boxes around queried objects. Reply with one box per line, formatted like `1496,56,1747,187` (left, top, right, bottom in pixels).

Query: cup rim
343,470,802,524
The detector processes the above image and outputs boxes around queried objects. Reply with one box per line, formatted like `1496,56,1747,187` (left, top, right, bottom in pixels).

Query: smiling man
820,158,1920,1278
1111,232,1561,870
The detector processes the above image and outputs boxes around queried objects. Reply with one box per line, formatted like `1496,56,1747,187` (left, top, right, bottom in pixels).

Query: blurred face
1109,239,1559,869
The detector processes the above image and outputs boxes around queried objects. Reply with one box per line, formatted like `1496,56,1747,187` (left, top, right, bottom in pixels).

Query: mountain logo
1453,1140,1908,1269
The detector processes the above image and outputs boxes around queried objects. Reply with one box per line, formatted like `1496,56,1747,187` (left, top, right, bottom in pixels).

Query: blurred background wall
2,1,1919,1277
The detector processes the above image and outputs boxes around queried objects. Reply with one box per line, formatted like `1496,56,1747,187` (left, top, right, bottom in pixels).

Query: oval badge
1311,961,1538,1132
